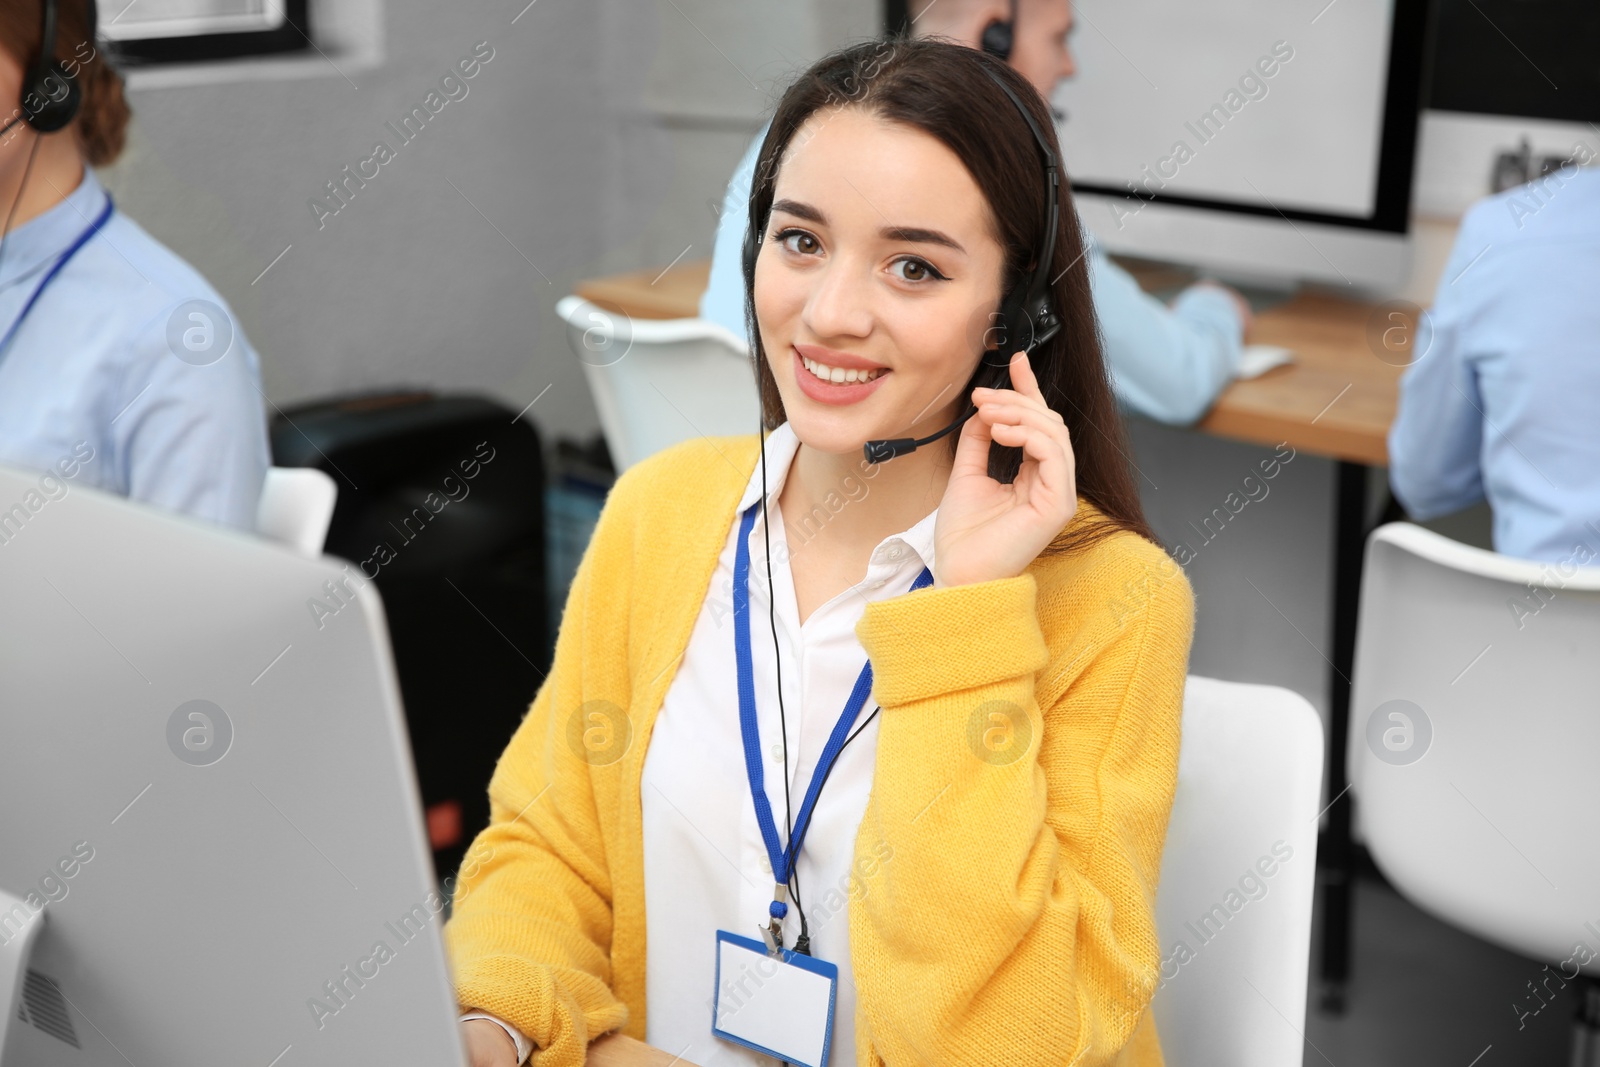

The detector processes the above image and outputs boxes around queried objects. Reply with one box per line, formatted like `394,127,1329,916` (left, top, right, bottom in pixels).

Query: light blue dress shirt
0,168,269,530
1388,166,1600,564
700,129,1244,426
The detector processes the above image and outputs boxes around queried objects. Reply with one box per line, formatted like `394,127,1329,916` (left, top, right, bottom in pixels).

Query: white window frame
100,0,288,42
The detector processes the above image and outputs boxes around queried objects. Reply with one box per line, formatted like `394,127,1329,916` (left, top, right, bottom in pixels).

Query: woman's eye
778,230,820,255
891,256,945,283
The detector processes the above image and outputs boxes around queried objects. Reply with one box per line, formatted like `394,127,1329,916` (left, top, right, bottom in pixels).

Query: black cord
748,257,889,959
0,129,43,288
799,706,880,848
781,703,881,957
756,337,813,951
844,706,881,752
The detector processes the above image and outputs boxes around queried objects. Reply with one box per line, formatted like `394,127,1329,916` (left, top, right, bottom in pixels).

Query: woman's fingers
972,355,1059,420
949,381,999,480
1008,349,1047,402
976,396,1064,430
986,420,1070,500
973,400,1073,500
973,399,1069,443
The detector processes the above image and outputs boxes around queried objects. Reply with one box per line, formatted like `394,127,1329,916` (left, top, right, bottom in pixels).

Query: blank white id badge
712,930,837,1067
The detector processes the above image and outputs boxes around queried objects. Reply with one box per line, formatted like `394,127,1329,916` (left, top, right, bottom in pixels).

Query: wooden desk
572,258,1405,467
588,1033,703,1066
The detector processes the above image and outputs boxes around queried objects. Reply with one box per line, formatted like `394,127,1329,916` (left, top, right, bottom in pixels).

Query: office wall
99,0,874,449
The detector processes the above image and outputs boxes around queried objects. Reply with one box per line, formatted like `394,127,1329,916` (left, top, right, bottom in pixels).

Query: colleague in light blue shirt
701,0,1249,427
0,7,268,531
1388,158,1600,565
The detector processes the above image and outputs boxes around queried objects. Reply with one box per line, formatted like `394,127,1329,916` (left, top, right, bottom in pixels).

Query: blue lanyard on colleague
0,194,115,363
732,498,932,951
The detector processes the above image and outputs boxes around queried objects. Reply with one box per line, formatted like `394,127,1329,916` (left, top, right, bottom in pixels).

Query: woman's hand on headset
932,349,1077,588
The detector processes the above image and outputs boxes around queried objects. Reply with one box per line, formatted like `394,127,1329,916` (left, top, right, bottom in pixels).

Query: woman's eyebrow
771,198,824,223
880,226,966,254
771,199,966,254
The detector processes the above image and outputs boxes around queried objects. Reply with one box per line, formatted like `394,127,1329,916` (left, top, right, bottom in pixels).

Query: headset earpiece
979,19,1013,61
742,226,760,282
23,62,82,133
18,0,83,135
979,63,1061,374
980,0,1019,61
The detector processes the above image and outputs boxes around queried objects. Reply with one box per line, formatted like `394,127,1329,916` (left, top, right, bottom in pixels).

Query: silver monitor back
0,464,468,1067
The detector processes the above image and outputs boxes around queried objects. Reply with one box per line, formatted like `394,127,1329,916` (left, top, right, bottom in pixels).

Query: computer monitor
1428,0,1600,124
1055,0,1431,291
0,466,468,1066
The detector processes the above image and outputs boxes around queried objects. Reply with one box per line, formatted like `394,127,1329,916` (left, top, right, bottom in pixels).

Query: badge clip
763,882,789,957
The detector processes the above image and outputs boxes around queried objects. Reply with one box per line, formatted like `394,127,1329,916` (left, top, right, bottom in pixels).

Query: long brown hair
742,37,1158,556
0,0,130,166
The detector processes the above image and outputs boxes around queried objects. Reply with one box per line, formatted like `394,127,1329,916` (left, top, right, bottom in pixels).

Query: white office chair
1347,524,1600,1051
1150,676,1324,1067
256,466,338,557
555,296,758,472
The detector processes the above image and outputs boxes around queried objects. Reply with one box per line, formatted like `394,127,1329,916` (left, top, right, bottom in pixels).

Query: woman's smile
792,344,892,406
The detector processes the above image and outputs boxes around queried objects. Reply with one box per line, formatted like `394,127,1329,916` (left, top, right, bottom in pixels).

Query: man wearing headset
0,0,269,530
701,0,1253,426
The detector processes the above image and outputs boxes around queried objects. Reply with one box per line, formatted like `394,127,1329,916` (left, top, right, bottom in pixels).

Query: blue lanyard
732,499,932,936
0,193,115,362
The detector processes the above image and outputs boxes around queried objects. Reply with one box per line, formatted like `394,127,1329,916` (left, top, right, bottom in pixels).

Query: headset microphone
861,63,1062,466
863,413,966,464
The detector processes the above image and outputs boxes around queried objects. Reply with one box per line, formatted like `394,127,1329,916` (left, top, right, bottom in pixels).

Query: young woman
0,0,269,529
448,39,1193,1067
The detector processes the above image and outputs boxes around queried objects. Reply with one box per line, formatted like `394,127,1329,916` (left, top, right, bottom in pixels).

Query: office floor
1304,869,1578,1065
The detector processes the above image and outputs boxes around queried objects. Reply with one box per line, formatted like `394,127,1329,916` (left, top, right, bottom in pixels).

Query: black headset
978,65,1061,368
980,0,1019,62
741,54,1062,464
7,0,90,137
0,0,100,368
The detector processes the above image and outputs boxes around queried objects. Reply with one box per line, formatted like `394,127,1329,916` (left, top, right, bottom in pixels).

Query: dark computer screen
1427,0,1600,123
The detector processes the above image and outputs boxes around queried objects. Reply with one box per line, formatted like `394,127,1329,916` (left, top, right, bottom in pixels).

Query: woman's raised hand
932,350,1078,588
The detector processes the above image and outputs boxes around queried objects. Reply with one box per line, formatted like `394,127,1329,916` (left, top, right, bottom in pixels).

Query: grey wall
100,0,875,448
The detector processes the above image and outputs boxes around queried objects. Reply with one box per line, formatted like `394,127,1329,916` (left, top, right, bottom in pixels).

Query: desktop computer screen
1053,0,1431,290
1429,0,1600,123
0,468,469,1067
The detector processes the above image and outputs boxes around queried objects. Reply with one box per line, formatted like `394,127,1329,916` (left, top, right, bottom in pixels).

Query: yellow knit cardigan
444,433,1195,1066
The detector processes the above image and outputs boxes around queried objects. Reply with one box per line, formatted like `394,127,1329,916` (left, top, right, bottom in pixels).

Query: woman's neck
0,130,85,235
777,432,954,565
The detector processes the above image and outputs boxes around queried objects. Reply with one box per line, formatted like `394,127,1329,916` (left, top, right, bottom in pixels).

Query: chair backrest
556,296,758,472
1151,676,1324,1067
1348,522,1600,972
255,466,338,556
